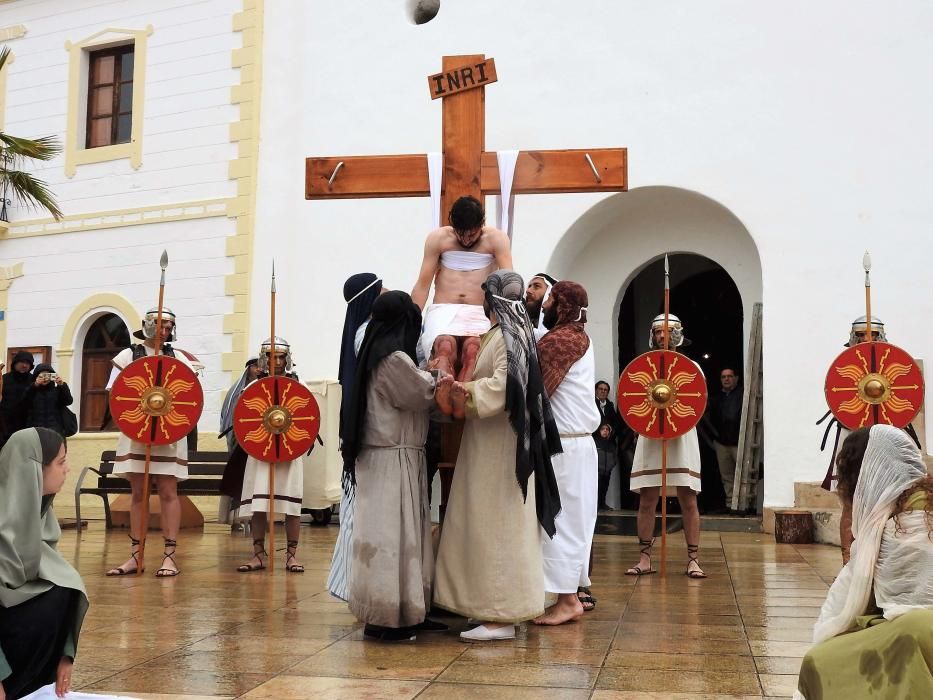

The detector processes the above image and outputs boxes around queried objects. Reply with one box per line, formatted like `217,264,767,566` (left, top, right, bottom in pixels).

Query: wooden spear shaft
863,251,872,342
138,250,169,575
268,264,276,572
660,254,670,578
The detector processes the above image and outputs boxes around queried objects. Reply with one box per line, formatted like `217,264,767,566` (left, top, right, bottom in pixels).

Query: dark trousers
0,585,75,699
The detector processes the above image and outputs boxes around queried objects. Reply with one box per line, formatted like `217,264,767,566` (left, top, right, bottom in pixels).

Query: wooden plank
428,57,497,100
441,54,485,223
479,148,627,194
305,154,429,199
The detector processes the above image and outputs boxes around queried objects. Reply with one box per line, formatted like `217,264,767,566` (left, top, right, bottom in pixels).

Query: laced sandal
577,586,597,611
155,538,180,577
106,535,143,576
685,544,708,579
237,539,267,572
284,540,304,573
625,538,657,576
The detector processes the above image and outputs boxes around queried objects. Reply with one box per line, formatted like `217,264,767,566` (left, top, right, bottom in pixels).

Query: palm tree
0,46,63,221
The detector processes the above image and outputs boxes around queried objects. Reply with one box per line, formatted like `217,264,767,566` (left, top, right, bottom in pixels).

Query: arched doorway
546,186,763,515
80,313,130,431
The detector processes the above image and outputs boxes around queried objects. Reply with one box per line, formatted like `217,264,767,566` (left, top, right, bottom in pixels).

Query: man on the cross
412,195,512,415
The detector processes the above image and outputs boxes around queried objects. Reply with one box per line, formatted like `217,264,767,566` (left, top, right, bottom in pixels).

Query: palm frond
2,169,63,220
0,46,10,73
0,133,62,163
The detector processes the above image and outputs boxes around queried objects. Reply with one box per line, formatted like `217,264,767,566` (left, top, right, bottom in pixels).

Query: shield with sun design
617,350,707,439
233,376,320,462
109,355,204,445
825,341,924,430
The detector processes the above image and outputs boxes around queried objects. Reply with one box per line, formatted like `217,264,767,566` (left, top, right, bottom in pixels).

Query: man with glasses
709,368,742,511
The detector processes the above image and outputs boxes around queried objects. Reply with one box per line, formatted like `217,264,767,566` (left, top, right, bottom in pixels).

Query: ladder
732,303,763,512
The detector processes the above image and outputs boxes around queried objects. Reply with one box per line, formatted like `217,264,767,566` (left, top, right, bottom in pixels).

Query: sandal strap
639,538,654,556
687,543,699,562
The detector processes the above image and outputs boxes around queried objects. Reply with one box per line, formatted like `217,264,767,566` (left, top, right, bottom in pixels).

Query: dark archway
616,253,743,512
80,313,130,431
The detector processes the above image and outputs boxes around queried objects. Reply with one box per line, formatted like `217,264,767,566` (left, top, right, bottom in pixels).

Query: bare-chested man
412,196,511,415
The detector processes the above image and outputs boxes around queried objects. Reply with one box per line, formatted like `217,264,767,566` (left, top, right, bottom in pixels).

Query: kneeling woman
0,428,89,699
796,425,933,700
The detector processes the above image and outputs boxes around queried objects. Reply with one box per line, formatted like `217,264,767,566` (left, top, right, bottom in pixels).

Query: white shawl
811,425,929,645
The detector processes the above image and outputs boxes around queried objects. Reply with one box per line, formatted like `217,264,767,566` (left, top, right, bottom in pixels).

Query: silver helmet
847,315,886,346
649,313,687,349
258,336,293,373
135,306,177,341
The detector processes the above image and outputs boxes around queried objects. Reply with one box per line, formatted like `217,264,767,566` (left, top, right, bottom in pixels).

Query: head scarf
0,428,88,651
537,281,590,397
339,274,383,434
219,357,258,435
528,272,557,335
483,270,563,537
340,291,422,485
812,425,928,644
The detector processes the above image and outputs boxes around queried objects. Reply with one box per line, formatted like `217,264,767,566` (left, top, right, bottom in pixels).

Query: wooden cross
305,53,627,223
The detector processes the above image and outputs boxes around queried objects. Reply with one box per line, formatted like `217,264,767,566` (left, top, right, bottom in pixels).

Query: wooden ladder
732,303,764,513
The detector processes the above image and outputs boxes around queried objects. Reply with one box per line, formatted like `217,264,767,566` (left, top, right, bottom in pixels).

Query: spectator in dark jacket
593,380,622,511
1,351,35,447
708,368,742,509
23,363,73,437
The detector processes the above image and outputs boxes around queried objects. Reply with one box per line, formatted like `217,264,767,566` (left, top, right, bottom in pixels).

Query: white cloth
811,425,930,645
21,686,136,700
495,149,519,239
427,152,442,229
532,278,555,342
237,454,305,517
420,303,491,360
354,320,369,355
541,344,601,593
440,250,495,271
108,345,194,481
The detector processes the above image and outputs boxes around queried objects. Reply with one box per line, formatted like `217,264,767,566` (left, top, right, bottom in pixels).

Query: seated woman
0,428,89,700
796,425,933,700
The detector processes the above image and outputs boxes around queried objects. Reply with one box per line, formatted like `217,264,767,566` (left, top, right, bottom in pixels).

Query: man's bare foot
533,594,584,625
435,375,454,415
106,555,142,576
450,381,468,419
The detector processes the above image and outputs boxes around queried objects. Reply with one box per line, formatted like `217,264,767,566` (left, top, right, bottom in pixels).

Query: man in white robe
532,281,601,625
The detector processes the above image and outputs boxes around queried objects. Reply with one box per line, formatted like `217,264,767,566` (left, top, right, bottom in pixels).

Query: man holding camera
23,363,74,437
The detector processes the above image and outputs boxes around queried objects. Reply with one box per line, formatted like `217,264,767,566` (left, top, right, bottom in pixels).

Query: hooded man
340,291,440,641
0,351,35,446
327,272,384,601
524,273,557,342
533,281,602,625
433,270,563,641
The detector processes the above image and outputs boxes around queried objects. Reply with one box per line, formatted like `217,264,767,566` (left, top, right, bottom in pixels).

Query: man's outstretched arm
489,228,513,270
412,231,441,310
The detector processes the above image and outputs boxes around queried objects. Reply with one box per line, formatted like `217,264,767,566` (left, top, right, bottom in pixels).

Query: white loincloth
630,428,702,493
541,435,598,592
420,303,491,360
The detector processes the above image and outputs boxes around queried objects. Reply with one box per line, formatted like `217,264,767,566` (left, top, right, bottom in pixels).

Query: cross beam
305,54,627,222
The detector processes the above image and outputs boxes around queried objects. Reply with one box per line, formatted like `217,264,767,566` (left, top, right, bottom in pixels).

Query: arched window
80,313,130,431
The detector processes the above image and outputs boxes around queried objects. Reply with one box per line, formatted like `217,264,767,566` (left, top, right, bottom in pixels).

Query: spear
267,261,277,571
137,250,169,575
660,254,670,577
863,251,872,343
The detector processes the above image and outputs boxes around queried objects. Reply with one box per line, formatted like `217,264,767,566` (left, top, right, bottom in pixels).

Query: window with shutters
86,45,134,149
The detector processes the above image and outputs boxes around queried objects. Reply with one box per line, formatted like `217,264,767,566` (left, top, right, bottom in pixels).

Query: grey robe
433,328,545,623
347,351,436,628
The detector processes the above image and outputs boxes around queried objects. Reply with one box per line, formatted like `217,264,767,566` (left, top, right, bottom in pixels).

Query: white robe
107,346,196,481
541,344,601,593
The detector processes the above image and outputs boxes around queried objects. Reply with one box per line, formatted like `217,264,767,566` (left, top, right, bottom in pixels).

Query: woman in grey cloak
0,428,89,699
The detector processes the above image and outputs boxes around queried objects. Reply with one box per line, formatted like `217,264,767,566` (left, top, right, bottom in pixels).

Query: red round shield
617,350,707,439
233,376,321,462
109,355,204,445
825,341,925,430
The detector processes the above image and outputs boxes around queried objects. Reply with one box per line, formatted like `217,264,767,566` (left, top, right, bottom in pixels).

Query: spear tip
160,250,169,270
863,250,871,272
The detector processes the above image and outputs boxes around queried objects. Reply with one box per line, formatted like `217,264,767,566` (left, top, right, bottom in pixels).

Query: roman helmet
648,313,689,349
847,315,886,346
133,306,177,341
258,336,294,374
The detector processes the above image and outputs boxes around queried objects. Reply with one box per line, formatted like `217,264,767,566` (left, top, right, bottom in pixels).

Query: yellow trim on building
63,26,153,177
56,292,140,384
0,262,24,362
224,0,264,373
0,24,26,41
3,198,228,239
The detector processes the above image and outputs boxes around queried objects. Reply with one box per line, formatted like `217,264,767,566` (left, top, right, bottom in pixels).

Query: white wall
255,1,933,509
